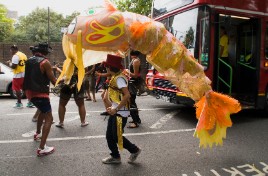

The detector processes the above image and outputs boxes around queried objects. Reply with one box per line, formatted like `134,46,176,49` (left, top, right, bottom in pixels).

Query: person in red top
23,43,58,156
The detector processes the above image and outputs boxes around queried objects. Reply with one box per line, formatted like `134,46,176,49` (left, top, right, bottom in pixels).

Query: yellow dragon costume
57,0,241,148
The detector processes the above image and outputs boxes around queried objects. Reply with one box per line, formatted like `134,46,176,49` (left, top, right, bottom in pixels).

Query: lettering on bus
181,162,268,176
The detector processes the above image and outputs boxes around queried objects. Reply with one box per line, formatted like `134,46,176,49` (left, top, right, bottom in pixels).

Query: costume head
104,54,124,69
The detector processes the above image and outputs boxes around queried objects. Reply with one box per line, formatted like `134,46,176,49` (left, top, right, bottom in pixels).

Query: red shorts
12,77,24,91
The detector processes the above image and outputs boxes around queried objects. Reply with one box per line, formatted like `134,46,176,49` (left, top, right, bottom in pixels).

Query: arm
130,59,140,78
85,65,95,75
52,66,62,73
102,89,112,109
42,60,57,85
219,46,224,58
9,55,19,69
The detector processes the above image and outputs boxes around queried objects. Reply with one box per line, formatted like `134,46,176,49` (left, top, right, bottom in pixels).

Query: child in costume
101,54,141,164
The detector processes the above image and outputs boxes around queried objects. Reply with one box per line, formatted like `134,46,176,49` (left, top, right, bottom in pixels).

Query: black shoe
100,111,109,116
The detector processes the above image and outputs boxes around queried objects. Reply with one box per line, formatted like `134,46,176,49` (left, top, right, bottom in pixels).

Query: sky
1,0,106,17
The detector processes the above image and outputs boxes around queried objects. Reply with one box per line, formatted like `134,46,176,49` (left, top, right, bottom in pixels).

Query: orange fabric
129,22,150,39
195,91,241,132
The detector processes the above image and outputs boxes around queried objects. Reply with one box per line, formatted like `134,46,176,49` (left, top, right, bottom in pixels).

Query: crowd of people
7,43,144,163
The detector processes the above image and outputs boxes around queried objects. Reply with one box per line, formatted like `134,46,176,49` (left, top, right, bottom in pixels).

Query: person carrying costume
23,43,57,156
96,62,112,116
85,64,97,102
55,66,89,128
102,54,141,164
123,50,142,128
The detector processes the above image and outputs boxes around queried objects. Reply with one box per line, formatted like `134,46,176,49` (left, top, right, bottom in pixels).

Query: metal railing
217,58,233,94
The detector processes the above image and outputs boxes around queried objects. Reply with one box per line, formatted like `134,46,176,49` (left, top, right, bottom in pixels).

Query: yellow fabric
116,116,123,151
108,73,128,105
56,32,84,89
13,51,27,74
76,30,85,91
220,34,228,57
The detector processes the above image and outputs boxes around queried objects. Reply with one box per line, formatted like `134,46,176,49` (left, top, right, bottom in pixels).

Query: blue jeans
106,115,139,158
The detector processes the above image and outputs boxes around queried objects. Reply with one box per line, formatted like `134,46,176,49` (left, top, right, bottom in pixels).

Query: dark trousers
130,93,141,123
106,115,138,158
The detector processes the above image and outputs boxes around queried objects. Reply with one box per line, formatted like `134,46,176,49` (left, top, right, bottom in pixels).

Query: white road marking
0,128,195,144
150,111,178,129
5,108,170,116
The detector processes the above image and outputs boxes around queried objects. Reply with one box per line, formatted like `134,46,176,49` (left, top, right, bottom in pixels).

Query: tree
183,27,195,49
114,0,153,16
0,4,14,42
6,8,79,42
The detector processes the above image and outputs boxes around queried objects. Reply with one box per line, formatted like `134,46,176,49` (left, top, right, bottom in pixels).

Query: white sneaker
34,133,41,141
55,123,64,128
102,156,121,164
32,118,38,122
128,147,141,163
37,145,55,156
81,121,89,127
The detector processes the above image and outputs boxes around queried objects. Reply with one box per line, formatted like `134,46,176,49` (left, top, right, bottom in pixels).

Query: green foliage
114,0,153,16
183,27,194,48
5,7,80,42
0,4,14,42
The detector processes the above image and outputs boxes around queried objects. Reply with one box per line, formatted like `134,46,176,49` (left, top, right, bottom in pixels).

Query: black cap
30,42,52,54
10,45,18,50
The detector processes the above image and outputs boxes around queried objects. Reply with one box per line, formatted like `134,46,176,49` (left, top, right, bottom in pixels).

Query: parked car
0,62,26,98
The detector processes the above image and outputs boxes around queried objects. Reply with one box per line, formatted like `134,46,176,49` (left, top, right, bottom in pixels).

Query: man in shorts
24,43,57,156
8,45,27,108
55,67,89,128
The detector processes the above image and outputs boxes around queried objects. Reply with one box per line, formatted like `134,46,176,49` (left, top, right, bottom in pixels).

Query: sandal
85,98,92,101
129,120,141,124
127,123,139,128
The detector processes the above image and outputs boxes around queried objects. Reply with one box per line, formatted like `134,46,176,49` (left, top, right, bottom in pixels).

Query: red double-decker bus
146,0,268,110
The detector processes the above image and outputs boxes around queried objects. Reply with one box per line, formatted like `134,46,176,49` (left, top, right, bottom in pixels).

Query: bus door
216,15,234,94
235,19,259,104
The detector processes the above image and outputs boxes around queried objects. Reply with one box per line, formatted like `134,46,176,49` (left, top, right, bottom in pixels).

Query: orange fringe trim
194,91,241,148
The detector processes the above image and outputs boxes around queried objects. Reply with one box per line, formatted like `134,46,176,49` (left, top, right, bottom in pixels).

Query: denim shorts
31,97,52,113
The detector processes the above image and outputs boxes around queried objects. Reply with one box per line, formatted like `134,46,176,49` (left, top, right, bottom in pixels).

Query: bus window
160,18,170,31
168,6,210,68
153,0,193,18
200,11,210,69
238,22,257,66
